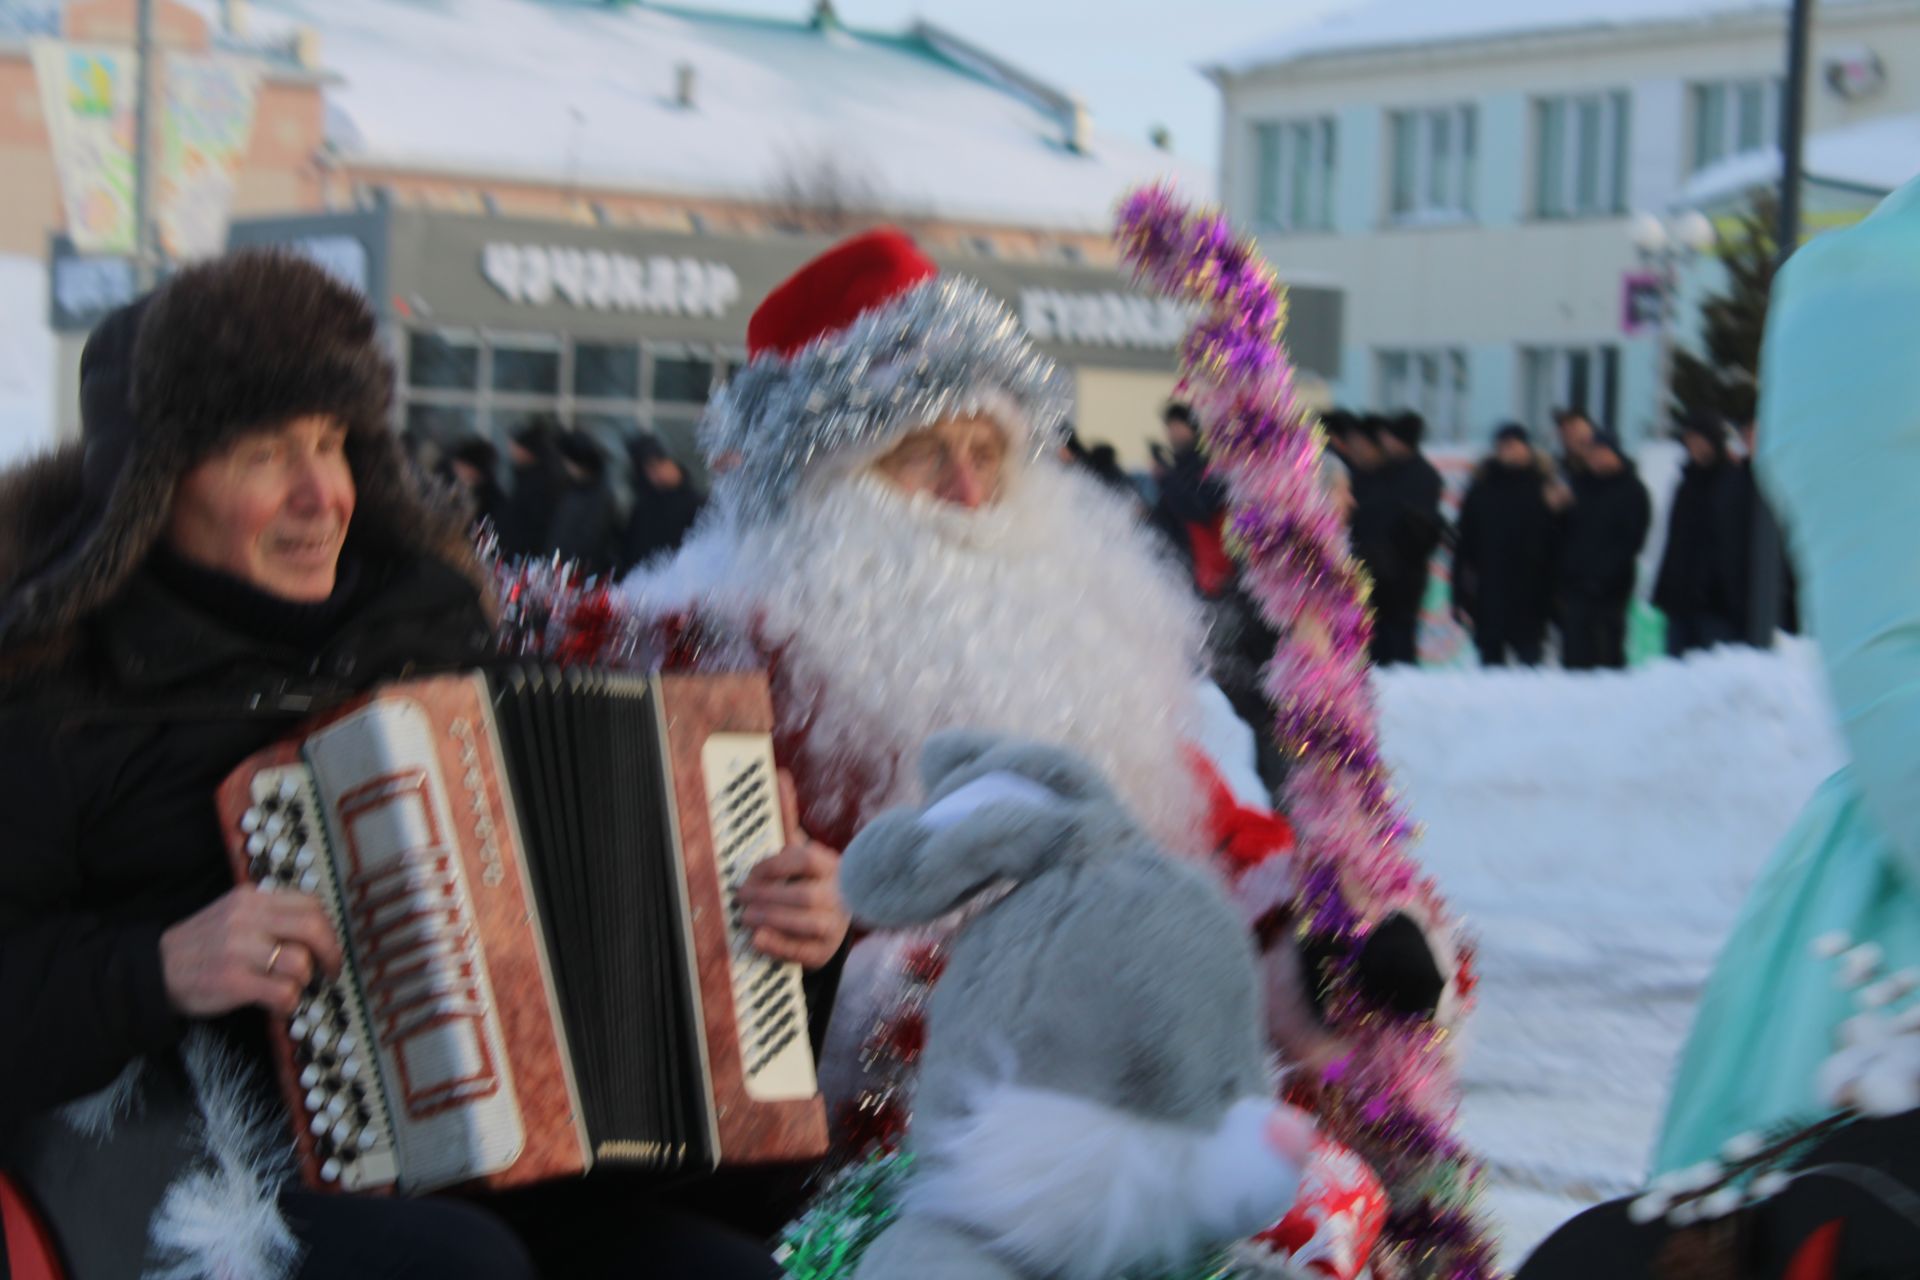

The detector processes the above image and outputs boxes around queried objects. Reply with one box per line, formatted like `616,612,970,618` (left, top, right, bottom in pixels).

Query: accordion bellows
217,668,828,1196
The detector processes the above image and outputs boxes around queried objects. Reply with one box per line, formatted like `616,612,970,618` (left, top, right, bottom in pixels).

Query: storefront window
491,337,562,394
651,352,715,404
409,330,479,390
405,402,478,442
575,343,640,399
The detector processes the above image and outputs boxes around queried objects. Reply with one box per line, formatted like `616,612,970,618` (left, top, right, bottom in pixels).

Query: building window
1253,116,1336,232
397,327,742,482
1376,346,1471,442
1534,91,1630,219
1690,77,1781,173
1522,344,1620,435
1389,105,1476,224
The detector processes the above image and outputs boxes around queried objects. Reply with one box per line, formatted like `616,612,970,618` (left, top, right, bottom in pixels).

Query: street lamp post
1631,209,1717,432
1747,0,1815,647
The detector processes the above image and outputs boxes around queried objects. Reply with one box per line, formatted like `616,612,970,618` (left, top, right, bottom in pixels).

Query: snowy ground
1375,643,1848,1266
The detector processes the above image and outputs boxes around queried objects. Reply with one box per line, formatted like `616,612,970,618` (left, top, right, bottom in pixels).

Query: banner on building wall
31,41,139,254
156,53,263,260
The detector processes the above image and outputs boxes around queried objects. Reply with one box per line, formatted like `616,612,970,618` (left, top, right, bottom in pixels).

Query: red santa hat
701,227,1071,525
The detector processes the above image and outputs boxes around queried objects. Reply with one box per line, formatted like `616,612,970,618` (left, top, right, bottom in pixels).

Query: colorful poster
157,53,263,260
31,41,138,254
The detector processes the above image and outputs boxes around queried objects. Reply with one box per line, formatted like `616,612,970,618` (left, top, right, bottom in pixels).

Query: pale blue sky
673,0,1356,170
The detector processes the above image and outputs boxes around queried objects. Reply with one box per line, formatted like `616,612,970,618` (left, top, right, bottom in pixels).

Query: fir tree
1668,191,1780,429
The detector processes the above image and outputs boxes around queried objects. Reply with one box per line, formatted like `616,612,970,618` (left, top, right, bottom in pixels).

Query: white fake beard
698,463,1207,849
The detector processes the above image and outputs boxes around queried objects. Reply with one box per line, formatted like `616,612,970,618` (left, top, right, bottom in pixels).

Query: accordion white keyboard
701,735,818,1102
241,766,401,1192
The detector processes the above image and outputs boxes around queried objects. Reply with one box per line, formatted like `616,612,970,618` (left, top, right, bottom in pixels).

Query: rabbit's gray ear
919,730,1006,795
839,775,1078,927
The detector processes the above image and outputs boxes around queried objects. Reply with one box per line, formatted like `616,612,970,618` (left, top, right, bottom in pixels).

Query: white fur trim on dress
58,1056,145,1141
144,1029,301,1280
904,1084,1302,1280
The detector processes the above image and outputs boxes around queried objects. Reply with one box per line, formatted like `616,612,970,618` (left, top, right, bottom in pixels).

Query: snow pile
0,255,57,467
212,0,1205,231
1375,642,1847,1262
1683,112,1920,206
1219,0,1874,73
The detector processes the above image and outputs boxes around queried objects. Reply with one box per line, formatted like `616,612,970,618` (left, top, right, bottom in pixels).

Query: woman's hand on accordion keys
736,772,852,971
159,885,344,1019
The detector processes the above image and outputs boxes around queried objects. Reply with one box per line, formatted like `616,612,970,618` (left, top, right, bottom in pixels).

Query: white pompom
1855,1058,1920,1117
1813,931,1853,959
1753,1171,1793,1199
1841,1013,1893,1049
1840,943,1885,987
1700,1187,1744,1219
1627,1193,1671,1224
1674,1161,1724,1193
1668,1199,1702,1227
1718,1132,1765,1162
1818,1044,1872,1108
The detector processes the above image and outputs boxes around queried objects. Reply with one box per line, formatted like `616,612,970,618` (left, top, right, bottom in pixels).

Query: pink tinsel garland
1116,185,1500,1279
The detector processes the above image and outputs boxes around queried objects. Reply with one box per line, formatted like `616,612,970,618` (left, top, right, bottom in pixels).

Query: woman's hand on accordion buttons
737,772,852,970
159,885,344,1019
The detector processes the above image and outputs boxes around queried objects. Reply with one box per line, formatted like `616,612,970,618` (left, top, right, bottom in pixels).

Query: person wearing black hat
1453,425,1561,667
0,252,780,1280
620,433,707,573
1358,412,1444,667
1654,413,1748,657
1557,430,1653,670
1150,402,1233,598
545,428,621,576
438,434,507,534
492,416,567,560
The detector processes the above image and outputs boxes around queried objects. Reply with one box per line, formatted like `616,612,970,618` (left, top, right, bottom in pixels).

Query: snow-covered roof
1680,112,1920,206
1217,0,1867,75
195,0,1203,233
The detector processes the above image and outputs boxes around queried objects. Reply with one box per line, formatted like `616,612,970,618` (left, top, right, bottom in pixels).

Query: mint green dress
1652,177,1920,1175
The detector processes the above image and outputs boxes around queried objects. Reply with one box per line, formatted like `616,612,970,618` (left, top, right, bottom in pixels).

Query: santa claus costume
509,223,1487,1277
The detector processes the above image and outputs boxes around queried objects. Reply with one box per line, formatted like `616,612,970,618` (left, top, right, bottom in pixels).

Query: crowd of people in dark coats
429,417,708,578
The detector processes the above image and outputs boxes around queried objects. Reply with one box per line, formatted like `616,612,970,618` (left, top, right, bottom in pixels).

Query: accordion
215,667,829,1196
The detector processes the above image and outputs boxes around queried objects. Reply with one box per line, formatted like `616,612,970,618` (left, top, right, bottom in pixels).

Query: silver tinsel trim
700,276,1073,527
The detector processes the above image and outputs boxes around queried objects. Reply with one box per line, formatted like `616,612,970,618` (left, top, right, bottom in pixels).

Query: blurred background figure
439,436,506,534
1557,431,1652,671
495,417,567,560
548,429,621,576
1453,424,1560,668
1654,413,1746,657
1151,401,1233,599
1356,411,1443,667
621,433,707,573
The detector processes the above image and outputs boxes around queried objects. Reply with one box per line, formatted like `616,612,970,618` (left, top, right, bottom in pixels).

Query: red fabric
1189,748,1295,870
1253,1136,1388,1279
1784,1219,1845,1280
1186,514,1235,599
747,228,939,359
1,1172,65,1280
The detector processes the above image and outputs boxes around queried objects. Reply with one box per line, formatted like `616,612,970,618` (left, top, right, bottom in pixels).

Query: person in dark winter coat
438,435,507,533
1151,402,1233,598
0,253,784,1280
1453,425,1561,667
1655,414,1748,656
545,429,623,576
492,417,567,559
1558,432,1653,671
620,434,707,573
1359,412,1444,667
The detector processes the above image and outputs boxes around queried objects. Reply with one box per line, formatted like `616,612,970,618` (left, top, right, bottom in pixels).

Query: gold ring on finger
266,941,285,976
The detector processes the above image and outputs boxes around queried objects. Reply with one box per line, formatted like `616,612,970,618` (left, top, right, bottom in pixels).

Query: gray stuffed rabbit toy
840,731,1315,1280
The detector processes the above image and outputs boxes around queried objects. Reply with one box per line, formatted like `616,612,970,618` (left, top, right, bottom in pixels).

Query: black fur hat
0,249,479,659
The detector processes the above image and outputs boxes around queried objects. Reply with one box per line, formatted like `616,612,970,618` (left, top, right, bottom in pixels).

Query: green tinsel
775,1152,1282,1280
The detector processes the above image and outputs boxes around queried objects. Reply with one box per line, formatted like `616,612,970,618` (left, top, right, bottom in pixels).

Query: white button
321,1158,341,1183
279,778,299,801
326,1095,349,1119
290,1017,310,1040
358,1129,379,1152
311,1026,333,1052
342,1057,362,1082
306,1087,326,1111
310,1113,331,1137
300,1065,320,1089
241,810,262,833
338,1034,357,1057
246,834,266,856
300,871,320,894
265,814,287,837
296,847,317,870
